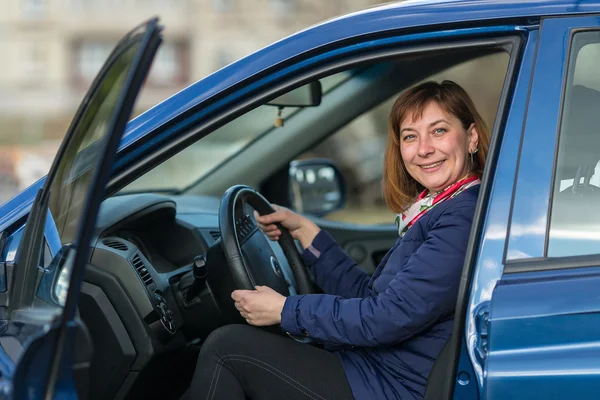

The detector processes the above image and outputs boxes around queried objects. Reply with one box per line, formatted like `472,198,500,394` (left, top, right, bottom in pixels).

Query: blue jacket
280,185,479,400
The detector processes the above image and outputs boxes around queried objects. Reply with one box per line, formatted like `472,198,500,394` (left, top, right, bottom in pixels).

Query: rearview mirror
289,159,346,217
267,81,322,108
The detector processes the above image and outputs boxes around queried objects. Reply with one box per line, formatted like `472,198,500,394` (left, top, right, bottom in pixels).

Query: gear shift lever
185,255,207,303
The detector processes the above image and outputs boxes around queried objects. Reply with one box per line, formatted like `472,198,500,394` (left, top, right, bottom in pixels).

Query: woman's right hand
254,205,321,250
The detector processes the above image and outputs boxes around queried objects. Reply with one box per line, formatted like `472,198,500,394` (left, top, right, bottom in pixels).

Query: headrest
558,85,600,180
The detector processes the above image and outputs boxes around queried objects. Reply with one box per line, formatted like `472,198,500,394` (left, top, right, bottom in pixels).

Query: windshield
122,103,299,193
121,72,353,194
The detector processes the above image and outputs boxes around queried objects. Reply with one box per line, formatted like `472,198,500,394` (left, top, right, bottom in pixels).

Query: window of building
212,0,234,12
215,48,235,70
22,0,47,18
70,0,97,9
21,43,47,84
73,40,187,86
70,0,127,11
548,31,600,257
150,42,180,85
135,0,183,7
270,0,295,15
73,40,115,83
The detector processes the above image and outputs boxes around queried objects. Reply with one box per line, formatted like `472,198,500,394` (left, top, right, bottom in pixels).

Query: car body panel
486,268,600,399
0,179,42,233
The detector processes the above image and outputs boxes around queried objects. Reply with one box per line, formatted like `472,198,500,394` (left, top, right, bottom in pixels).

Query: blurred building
0,0,382,196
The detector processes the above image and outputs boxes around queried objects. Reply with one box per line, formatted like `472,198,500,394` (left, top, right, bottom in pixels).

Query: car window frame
104,28,524,198
545,28,600,259
504,17,600,273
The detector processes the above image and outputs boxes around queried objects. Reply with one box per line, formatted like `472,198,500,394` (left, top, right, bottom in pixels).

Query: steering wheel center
219,185,314,296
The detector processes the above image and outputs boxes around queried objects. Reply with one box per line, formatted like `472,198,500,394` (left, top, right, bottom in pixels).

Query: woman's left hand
232,286,286,326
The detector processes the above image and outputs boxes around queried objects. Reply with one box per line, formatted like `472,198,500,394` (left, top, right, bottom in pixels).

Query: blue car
2,0,600,399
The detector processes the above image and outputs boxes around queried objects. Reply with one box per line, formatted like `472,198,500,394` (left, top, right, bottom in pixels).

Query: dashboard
95,193,222,268
80,193,236,400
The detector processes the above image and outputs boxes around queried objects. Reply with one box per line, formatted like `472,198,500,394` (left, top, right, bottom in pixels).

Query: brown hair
383,80,490,213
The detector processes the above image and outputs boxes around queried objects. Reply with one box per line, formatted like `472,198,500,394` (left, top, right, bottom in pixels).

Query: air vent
131,253,154,287
209,231,220,241
102,239,128,251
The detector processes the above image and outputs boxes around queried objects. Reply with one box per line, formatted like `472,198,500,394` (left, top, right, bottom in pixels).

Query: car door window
297,51,509,225
39,33,156,307
548,31,600,257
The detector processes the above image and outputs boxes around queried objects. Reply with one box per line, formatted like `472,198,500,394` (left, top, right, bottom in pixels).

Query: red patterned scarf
396,175,480,237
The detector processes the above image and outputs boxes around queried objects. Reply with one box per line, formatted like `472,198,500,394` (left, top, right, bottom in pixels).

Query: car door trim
505,254,600,273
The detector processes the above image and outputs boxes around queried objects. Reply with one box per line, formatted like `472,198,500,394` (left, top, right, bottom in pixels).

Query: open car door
0,19,163,400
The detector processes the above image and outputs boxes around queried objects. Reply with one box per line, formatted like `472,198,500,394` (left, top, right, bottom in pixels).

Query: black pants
189,325,355,400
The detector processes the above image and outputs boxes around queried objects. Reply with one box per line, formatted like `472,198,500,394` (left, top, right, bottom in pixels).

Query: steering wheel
219,185,314,296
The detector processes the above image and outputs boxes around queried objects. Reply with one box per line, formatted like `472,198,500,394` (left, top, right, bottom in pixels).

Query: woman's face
399,101,479,193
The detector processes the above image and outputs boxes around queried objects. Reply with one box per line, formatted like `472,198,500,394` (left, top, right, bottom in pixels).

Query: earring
469,147,478,170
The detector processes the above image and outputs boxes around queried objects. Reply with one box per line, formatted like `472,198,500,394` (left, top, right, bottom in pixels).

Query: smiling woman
75,42,508,400
186,79,490,400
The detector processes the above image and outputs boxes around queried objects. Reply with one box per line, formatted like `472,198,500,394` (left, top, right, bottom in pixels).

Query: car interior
71,42,514,399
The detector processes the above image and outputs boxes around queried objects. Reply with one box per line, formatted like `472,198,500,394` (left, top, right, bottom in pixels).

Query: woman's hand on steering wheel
232,285,286,326
255,205,321,249
219,185,315,296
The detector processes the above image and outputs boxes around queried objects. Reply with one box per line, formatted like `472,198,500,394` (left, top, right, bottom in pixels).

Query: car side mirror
289,159,346,217
36,243,75,307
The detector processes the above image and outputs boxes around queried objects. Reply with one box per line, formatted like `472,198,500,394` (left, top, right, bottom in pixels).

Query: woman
189,80,489,400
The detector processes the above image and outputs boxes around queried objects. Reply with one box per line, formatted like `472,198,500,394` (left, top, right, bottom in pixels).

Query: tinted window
548,31,600,257
39,23,154,308
48,43,141,247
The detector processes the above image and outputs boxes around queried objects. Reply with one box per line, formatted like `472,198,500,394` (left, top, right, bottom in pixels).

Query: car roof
121,0,600,148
